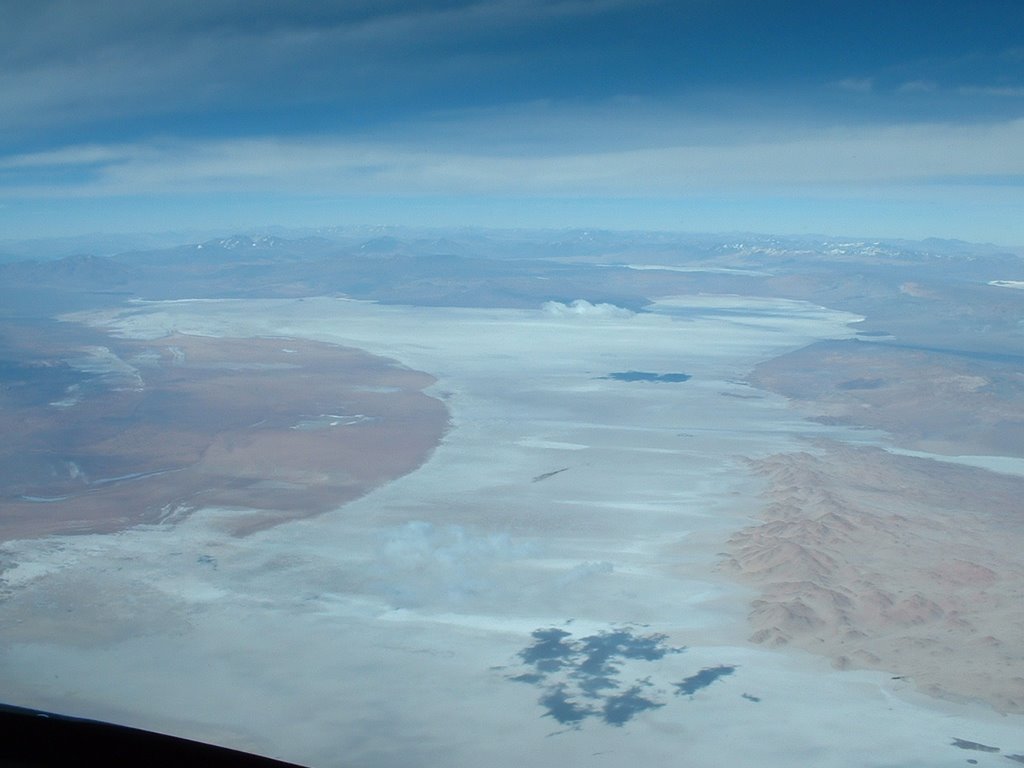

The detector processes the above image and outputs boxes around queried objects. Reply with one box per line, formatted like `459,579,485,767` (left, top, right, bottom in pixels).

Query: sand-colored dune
722,442,1024,713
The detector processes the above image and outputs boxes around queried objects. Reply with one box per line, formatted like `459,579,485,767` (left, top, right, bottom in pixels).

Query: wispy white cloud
371,521,534,608
542,300,634,318
0,144,147,168
0,0,655,139
957,85,1024,98
897,79,938,93
833,77,874,93
2,2,1022,242
3,117,1022,201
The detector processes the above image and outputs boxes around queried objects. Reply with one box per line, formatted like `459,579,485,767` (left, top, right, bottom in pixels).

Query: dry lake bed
1,294,1021,767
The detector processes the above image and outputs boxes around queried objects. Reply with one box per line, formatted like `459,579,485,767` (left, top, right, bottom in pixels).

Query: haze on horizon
1,0,1024,244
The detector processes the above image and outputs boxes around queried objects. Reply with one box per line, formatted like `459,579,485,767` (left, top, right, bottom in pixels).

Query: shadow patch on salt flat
674,665,736,696
506,626,740,729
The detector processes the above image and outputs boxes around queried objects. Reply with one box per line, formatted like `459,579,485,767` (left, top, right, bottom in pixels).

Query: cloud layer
5,118,1022,198
2,1,1023,241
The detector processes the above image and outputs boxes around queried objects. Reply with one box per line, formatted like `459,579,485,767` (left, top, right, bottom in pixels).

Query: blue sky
2,0,1023,243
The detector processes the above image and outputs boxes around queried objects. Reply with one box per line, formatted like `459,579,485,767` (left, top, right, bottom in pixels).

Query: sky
1,0,1023,244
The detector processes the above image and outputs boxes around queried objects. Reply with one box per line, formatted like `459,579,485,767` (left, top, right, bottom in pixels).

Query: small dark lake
605,371,691,383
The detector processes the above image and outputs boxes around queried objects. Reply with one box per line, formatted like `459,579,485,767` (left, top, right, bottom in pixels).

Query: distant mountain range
1,228,1021,359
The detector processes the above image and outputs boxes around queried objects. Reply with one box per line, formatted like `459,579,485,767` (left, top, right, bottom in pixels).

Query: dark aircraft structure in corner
0,703,308,767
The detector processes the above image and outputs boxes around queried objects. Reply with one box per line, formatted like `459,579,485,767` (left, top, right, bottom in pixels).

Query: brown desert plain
726,339,1024,713
0,320,448,542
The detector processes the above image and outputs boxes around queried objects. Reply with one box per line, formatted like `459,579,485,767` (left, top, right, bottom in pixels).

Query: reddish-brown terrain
0,321,448,541
750,339,1024,457
723,442,1024,713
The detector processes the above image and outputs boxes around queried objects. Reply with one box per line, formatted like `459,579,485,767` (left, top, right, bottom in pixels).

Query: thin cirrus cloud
0,0,657,140
958,85,1024,98
3,118,1022,199
3,0,1020,143
833,78,875,94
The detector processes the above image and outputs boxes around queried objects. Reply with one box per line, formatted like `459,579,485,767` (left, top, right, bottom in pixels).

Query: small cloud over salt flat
542,300,633,318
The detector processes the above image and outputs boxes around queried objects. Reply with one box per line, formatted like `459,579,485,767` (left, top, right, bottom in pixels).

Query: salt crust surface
2,295,1021,767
